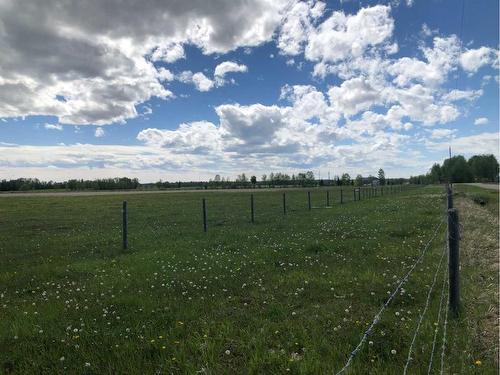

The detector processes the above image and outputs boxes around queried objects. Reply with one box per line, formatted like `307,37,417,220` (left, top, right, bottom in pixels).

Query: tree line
1,169,400,192
0,177,139,192
409,154,499,184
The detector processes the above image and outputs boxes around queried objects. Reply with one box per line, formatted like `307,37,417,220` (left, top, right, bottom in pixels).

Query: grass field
0,185,497,374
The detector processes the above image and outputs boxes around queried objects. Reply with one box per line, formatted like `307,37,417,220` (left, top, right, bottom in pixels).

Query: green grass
0,186,497,374
454,184,499,217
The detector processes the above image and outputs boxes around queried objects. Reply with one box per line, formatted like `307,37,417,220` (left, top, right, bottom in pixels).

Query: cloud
387,36,461,87
328,78,381,116
277,0,326,55
151,43,185,63
44,123,63,131
178,61,248,92
426,128,456,139
177,71,214,92
214,61,248,79
304,5,394,68
460,47,497,73
94,127,105,138
137,121,220,153
191,72,215,92
441,89,483,102
0,0,289,125
474,117,489,126
425,132,499,157
1,2,497,180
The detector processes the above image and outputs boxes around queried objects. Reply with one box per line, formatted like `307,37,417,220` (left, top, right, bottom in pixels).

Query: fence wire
427,241,449,374
334,219,444,375
403,235,447,374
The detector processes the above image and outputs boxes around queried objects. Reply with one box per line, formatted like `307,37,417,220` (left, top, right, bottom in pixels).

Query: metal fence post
202,198,207,232
283,192,286,215
250,194,255,223
326,190,330,207
340,188,343,204
448,208,460,315
122,201,128,250
353,189,356,201
447,184,453,209
308,191,311,210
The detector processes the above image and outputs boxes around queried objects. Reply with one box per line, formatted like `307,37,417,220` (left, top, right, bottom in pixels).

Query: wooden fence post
122,201,128,250
308,191,311,210
353,189,356,201
448,208,460,315
340,188,343,204
202,198,207,232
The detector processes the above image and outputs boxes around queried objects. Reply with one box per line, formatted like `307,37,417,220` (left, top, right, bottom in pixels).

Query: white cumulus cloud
474,117,489,126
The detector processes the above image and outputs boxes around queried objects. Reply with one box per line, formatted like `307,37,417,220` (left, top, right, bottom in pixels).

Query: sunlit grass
0,186,496,374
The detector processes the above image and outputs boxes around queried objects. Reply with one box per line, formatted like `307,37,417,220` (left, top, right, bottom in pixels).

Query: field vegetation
0,185,497,374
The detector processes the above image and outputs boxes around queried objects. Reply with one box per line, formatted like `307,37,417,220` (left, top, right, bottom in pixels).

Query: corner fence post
283,192,286,215
202,198,207,232
250,194,255,223
122,201,128,250
448,208,460,315
308,191,311,210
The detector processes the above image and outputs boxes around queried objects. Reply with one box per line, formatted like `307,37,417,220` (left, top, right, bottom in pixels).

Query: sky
0,0,498,182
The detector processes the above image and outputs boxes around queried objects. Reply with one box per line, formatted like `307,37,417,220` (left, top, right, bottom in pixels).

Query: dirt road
0,187,312,198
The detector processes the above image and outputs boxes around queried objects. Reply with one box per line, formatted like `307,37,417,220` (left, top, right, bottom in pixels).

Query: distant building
362,177,379,186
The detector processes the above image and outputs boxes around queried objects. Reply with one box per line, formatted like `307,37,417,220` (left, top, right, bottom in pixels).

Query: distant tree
341,173,351,185
250,175,257,186
442,155,473,183
468,154,499,182
429,163,442,183
214,174,221,182
378,169,386,185
305,171,315,181
236,173,248,183
261,174,267,182
355,174,363,186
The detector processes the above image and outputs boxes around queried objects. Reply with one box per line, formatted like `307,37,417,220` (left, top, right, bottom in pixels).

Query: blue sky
0,0,498,181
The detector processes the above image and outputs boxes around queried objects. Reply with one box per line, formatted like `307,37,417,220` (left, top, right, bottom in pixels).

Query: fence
335,183,461,374
121,184,410,248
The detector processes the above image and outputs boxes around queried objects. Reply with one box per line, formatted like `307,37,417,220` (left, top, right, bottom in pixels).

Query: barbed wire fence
111,183,459,373
333,183,461,374
334,219,445,375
